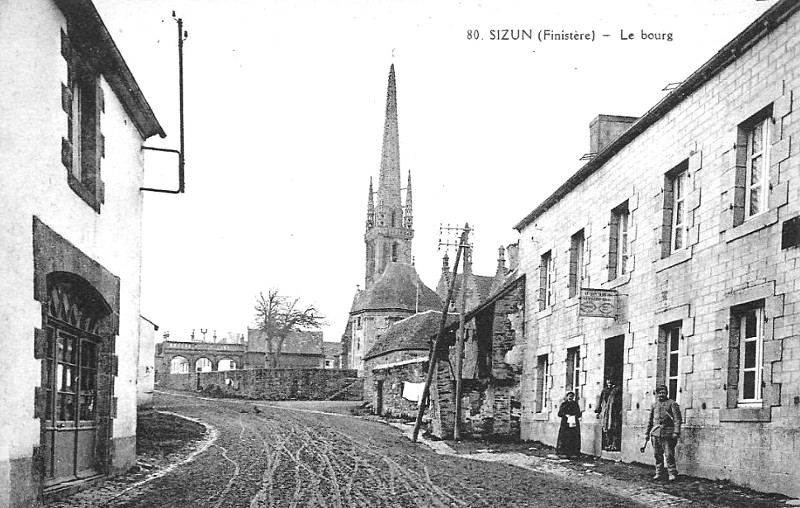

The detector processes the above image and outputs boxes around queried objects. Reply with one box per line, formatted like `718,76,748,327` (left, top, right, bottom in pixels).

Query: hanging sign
579,288,618,318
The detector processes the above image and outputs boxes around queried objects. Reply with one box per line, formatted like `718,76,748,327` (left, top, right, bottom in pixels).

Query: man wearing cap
644,384,682,481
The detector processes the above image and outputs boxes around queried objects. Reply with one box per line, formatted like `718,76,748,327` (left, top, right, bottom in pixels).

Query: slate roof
351,262,442,314
364,310,458,360
323,342,341,358
449,274,495,304
514,0,800,231
55,0,165,139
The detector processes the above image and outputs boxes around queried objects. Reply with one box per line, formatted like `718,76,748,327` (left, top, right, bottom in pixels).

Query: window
391,243,399,262
660,162,689,258
745,117,771,218
539,251,554,310
568,230,586,298
737,306,764,405
733,107,773,227
62,29,104,212
664,324,681,402
608,201,630,280
566,347,581,399
535,354,550,412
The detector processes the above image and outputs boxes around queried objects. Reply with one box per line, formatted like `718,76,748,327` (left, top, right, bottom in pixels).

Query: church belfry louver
364,64,414,288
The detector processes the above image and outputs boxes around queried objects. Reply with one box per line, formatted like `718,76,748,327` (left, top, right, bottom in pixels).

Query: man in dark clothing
644,384,682,481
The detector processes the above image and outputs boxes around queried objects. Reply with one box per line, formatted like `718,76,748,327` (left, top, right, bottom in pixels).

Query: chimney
506,243,519,271
589,115,637,155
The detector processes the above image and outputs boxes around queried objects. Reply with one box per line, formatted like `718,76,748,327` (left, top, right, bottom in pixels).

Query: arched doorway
41,273,112,487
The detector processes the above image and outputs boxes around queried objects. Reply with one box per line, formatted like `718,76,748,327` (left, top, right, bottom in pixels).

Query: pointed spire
495,246,508,278
377,64,402,210
366,177,375,229
404,170,413,228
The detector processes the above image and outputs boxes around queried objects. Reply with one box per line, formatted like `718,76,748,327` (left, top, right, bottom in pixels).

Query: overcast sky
92,0,773,344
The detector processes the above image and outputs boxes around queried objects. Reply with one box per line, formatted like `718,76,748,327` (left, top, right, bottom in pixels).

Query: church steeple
364,64,414,289
377,63,402,213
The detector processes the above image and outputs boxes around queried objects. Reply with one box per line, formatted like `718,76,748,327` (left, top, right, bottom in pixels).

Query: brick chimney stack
589,114,638,154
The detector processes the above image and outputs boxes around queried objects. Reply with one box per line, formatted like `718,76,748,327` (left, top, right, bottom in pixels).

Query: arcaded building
516,0,800,496
0,0,165,504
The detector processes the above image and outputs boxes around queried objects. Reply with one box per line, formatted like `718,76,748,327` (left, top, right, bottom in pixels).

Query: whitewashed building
0,0,165,504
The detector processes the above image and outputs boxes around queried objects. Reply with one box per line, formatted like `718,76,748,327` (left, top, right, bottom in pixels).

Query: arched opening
218,358,236,371
391,242,399,262
170,356,190,374
195,357,213,372
41,272,112,486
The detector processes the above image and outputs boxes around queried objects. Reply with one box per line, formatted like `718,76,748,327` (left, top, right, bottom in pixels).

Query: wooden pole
453,224,470,440
412,229,467,442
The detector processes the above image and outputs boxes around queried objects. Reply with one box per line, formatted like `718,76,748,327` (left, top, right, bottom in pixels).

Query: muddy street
53,391,645,507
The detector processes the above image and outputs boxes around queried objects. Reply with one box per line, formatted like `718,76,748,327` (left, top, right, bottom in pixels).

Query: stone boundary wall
159,368,364,401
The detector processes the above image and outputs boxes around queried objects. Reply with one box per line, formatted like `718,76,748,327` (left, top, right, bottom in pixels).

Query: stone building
154,329,329,381
245,329,325,369
0,0,165,504
323,342,343,369
344,64,442,374
364,310,457,419
428,246,525,440
515,0,800,497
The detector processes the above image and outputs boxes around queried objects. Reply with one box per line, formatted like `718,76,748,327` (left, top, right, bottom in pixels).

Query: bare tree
254,289,325,368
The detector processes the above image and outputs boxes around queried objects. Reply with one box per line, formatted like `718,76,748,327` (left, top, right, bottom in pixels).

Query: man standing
596,378,622,451
644,384,682,481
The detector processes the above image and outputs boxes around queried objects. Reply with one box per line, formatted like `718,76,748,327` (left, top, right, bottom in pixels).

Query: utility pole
441,224,472,440
411,223,471,442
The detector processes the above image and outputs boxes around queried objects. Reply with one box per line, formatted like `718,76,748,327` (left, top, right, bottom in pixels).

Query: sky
91,0,775,344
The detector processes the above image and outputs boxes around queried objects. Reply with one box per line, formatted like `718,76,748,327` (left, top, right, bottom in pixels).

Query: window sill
68,174,101,213
654,247,692,273
532,411,550,421
724,208,778,243
538,306,553,318
719,406,771,422
602,272,631,290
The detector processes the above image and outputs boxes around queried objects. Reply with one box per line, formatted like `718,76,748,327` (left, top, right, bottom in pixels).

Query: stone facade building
0,0,165,504
515,0,800,497
245,329,326,369
345,64,442,375
429,248,525,440
155,330,334,382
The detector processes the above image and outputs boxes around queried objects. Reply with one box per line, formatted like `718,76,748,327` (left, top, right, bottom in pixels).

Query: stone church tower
364,64,414,288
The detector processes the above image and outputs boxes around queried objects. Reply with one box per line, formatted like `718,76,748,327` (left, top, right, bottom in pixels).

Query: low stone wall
159,368,363,401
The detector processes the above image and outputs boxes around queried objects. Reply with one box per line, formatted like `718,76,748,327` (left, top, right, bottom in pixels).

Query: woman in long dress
556,391,582,458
